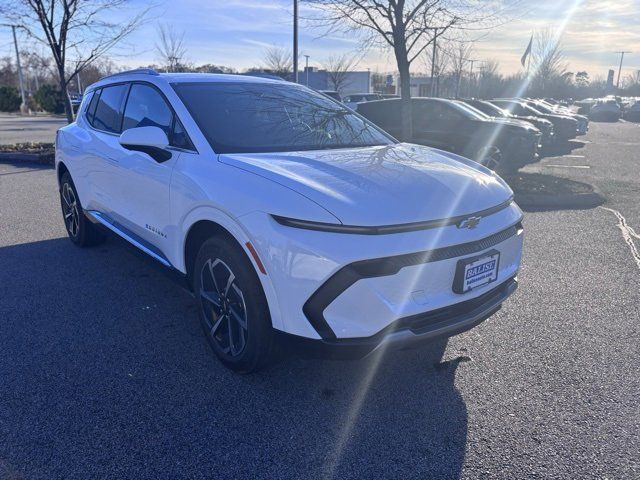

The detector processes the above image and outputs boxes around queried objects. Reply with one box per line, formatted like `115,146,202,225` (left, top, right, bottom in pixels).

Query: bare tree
476,59,502,99
305,1,513,139
262,46,292,79
2,0,150,122
531,28,567,95
422,36,450,97
323,54,358,93
155,23,186,73
448,40,472,98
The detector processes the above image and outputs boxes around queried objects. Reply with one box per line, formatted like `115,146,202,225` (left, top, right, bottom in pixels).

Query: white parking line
563,155,585,158
546,164,590,169
599,207,640,271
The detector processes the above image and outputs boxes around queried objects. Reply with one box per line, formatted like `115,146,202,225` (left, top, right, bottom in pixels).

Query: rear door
82,83,130,214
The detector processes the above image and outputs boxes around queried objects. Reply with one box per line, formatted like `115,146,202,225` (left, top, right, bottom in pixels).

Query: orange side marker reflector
246,242,267,275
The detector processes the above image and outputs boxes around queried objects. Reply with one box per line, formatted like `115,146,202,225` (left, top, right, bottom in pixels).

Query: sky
1,0,639,81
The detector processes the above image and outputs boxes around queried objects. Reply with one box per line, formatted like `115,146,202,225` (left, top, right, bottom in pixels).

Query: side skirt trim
85,210,171,267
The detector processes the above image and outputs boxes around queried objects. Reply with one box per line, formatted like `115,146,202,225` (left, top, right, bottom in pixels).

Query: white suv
56,69,524,372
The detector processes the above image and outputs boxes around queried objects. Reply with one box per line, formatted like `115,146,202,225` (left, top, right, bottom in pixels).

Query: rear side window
122,84,173,136
92,84,128,133
85,90,100,125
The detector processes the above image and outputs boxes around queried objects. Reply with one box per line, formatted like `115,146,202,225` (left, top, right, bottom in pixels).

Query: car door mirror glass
119,126,172,162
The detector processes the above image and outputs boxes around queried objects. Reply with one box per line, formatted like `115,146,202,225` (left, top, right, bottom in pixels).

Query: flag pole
527,32,532,77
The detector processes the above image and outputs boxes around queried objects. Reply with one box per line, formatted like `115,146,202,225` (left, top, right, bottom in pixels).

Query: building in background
298,67,370,96
396,75,434,97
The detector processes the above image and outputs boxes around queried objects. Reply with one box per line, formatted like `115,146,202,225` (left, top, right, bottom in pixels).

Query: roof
89,70,287,91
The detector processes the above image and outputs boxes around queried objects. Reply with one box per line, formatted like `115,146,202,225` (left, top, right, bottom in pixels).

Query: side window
122,84,173,137
92,84,128,133
122,83,194,150
85,89,100,125
171,117,194,150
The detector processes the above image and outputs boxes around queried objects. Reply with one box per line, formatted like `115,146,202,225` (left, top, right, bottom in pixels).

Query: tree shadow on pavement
502,172,605,213
0,237,468,479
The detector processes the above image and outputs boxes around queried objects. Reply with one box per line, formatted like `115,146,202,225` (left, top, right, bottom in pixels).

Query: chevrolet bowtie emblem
457,216,481,229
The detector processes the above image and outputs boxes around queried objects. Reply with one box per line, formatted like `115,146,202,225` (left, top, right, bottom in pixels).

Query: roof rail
99,68,160,81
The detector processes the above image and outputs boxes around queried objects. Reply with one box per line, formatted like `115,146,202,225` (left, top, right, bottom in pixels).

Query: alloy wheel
478,146,502,171
199,258,248,357
61,183,80,238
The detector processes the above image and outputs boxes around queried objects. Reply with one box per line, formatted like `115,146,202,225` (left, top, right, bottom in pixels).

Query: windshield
479,101,510,117
454,101,491,120
447,100,486,120
528,101,554,114
173,82,393,154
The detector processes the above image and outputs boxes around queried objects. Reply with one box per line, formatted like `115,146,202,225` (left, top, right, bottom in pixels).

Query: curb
0,152,54,165
515,190,605,209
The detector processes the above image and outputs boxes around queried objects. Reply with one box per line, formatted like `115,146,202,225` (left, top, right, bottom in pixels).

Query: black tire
193,235,274,373
59,172,105,247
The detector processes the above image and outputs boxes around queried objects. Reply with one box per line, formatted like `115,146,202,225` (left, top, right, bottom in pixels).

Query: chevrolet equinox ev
55,69,524,372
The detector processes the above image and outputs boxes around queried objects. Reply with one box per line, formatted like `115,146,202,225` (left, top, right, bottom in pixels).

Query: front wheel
476,145,503,171
193,236,274,373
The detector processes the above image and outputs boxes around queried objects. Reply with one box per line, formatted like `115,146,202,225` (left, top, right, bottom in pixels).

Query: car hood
515,115,552,127
219,143,512,226
485,117,540,133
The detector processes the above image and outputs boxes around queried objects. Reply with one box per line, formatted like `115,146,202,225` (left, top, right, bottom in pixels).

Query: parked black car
320,90,342,102
490,100,578,141
462,99,554,148
357,98,541,172
525,99,588,135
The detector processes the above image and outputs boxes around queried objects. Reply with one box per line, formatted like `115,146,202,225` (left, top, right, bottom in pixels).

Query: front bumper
241,203,524,341
278,277,518,359
501,134,540,167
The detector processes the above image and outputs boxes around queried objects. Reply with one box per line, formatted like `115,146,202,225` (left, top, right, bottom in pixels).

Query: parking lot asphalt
0,113,67,145
0,122,638,479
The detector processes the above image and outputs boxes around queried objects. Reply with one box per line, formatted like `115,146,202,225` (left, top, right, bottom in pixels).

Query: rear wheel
193,236,274,373
59,172,105,247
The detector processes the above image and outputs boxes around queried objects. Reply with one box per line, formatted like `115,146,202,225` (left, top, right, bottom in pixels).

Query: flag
521,35,533,67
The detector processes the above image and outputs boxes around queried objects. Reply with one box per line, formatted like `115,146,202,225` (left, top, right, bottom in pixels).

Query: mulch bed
0,142,55,164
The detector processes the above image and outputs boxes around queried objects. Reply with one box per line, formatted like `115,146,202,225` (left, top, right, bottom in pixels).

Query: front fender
174,205,284,332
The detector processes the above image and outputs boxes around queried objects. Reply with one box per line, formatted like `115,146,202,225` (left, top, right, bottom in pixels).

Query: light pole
430,28,438,97
2,24,27,113
293,0,298,83
615,51,631,89
468,59,479,98
304,54,310,86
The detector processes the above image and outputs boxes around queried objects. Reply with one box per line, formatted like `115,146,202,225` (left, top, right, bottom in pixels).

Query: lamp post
293,0,298,83
615,51,631,90
2,24,27,113
304,54,310,86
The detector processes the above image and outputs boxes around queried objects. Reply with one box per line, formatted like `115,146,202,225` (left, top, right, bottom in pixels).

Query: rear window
91,84,128,133
173,82,392,154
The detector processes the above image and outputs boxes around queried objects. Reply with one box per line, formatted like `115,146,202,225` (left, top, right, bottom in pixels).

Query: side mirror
119,126,172,162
